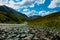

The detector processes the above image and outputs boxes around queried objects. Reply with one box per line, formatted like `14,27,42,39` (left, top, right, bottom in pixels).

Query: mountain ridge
0,5,28,24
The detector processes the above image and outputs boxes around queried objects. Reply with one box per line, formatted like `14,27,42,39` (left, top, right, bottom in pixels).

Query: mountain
0,5,28,24
29,15,41,19
28,12,60,30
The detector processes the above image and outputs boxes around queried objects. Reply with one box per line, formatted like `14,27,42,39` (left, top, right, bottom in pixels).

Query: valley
0,5,60,40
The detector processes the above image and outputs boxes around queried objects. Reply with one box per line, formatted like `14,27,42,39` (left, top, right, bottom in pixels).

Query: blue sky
0,0,60,17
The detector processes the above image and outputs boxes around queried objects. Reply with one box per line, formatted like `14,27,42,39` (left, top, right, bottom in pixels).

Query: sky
0,0,60,17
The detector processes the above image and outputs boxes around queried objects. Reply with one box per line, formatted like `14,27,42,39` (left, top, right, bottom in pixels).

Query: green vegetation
0,12,28,24
0,5,29,24
0,5,60,30
28,12,60,30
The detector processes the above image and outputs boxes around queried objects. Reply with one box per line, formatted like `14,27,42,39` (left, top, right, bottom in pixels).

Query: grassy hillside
0,5,29,24
28,12,60,30
0,12,28,24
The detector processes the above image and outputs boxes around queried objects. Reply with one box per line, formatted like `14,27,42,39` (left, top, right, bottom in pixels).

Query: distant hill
29,15,41,19
0,5,28,24
28,12,60,30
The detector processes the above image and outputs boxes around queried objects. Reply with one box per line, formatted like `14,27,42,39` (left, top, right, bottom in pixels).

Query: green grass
0,12,28,24
28,12,60,30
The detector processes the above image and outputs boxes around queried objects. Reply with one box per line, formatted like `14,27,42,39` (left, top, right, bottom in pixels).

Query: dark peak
0,5,7,7
0,5,28,18
30,15,41,19
30,15,41,17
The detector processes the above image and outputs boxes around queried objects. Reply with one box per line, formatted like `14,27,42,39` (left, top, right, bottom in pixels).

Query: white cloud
23,9,29,12
19,0,45,7
23,10,57,17
0,0,9,6
0,0,9,4
22,9,58,17
0,0,35,9
48,0,60,8
30,4,35,7
5,0,20,9
0,0,45,9
22,9,38,17
35,0,45,5
39,11,51,16
39,10,57,16
16,0,36,8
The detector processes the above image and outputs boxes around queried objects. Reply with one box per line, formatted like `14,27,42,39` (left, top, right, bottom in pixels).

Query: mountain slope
0,5,28,24
28,12,60,29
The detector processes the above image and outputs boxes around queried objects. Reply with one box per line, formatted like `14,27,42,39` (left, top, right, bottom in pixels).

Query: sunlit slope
28,12,60,29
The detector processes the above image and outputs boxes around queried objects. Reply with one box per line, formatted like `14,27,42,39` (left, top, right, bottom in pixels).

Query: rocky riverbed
0,25,60,40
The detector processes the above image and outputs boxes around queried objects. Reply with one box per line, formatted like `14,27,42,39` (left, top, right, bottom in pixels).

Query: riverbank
0,25,60,40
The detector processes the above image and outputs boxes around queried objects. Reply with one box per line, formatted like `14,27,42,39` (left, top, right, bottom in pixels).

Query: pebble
0,26,60,40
